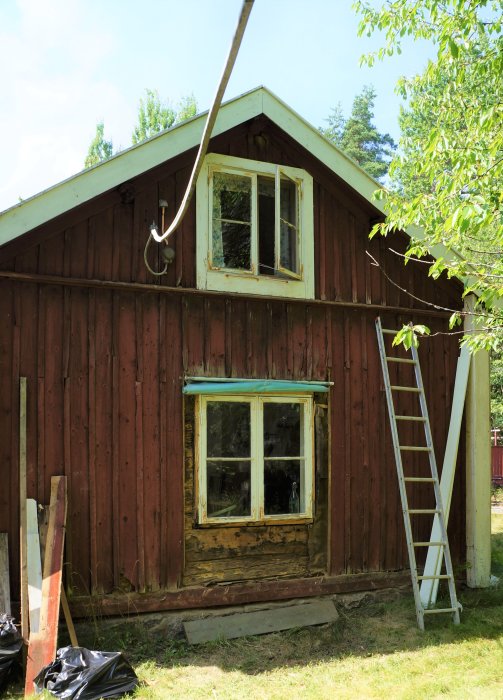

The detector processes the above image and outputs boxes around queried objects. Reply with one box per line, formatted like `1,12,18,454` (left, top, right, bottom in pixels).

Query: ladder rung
400,446,432,452
417,575,451,580
382,328,400,334
404,477,436,482
423,607,458,615
408,509,441,514
386,357,416,364
390,386,422,392
395,415,426,422
413,541,446,547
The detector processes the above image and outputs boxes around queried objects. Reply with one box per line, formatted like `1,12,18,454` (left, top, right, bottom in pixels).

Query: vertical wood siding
0,117,465,600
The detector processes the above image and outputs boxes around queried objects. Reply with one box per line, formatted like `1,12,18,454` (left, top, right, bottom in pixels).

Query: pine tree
321,86,396,181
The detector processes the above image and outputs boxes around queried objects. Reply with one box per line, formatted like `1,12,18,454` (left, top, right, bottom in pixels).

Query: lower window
197,395,314,524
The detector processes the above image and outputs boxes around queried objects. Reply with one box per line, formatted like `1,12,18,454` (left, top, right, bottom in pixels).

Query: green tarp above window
183,379,330,395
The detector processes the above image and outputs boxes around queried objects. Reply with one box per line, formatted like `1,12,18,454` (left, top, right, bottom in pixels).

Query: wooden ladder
375,317,461,630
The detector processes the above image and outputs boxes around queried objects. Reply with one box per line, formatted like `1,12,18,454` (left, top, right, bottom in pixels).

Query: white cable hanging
144,0,254,274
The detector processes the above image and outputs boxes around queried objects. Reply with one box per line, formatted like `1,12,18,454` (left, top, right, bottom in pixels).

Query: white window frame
197,394,314,525
196,153,314,299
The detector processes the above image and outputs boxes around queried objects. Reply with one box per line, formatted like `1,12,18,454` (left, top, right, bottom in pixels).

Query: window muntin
198,395,313,524
197,154,314,299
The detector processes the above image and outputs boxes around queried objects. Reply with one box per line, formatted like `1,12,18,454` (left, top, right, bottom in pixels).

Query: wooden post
24,476,67,697
464,295,491,588
19,377,28,641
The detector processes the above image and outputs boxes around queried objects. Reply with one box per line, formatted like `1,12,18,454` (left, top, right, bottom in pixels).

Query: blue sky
0,0,433,212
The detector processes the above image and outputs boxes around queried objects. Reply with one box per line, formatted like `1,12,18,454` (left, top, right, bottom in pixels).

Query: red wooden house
0,87,491,618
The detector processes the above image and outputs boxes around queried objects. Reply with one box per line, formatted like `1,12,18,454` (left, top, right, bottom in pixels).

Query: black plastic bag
0,614,23,693
33,646,139,699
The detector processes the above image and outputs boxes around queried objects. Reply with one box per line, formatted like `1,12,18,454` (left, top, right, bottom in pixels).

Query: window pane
280,221,299,274
279,179,299,274
257,175,275,275
207,401,250,458
207,460,251,518
264,460,302,515
263,402,302,457
213,172,251,222
280,178,297,226
215,221,251,270
212,172,252,270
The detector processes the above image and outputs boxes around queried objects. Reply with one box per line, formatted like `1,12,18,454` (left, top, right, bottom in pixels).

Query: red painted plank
42,287,65,496
159,295,168,588
359,316,370,572
182,295,205,376
246,300,269,378
0,283,14,592
117,293,138,590
68,289,90,595
204,297,226,376
158,174,178,288
88,289,98,592
141,294,161,591
229,299,248,377
165,295,183,589
135,380,146,591
366,314,382,572
315,184,325,300
310,305,327,381
225,299,233,377
348,313,364,572
291,304,307,380
329,308,346,575
175,166,193,287
94,290,114,593
270,301,288,379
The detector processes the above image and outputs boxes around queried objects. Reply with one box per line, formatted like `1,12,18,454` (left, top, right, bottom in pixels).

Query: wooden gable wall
0,117,465,614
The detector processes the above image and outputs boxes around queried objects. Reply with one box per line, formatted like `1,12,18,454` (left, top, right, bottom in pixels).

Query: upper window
196,154,314,299
197,394,314,524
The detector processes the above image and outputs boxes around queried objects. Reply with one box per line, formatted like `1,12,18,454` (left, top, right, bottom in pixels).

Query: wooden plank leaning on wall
0,533,11,615
24,476,67,697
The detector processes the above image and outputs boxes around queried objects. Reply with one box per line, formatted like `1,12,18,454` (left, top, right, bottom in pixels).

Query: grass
7,514,503,699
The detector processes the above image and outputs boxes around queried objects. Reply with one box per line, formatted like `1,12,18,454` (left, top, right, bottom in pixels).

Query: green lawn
96,514,503,699
11,514,503,699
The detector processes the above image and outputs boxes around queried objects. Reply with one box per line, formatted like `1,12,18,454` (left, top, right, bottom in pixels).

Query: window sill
196,516,314,528
201,268,314,300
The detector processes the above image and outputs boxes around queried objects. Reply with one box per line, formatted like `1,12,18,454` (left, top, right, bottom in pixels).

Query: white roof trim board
0,87,385,248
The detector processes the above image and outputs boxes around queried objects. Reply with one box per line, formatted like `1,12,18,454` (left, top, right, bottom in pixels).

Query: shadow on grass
72,532,503,679
4,520,502,699
6,521,499,700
